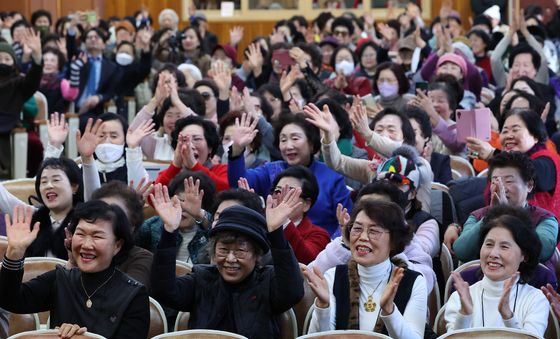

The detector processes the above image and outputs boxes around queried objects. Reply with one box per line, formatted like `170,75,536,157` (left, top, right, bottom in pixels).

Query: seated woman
444,151,558,266
156,115,228,191
0,157,83,259
304,199,427,338
138,171,216,264
150,184,304,339
324,46,372,97
271,166,330,264
372,62,414,112
445,205,549,337
0,202,150,338
227,113,353,237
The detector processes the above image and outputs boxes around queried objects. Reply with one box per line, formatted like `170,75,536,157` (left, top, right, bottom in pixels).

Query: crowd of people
1,0,560,338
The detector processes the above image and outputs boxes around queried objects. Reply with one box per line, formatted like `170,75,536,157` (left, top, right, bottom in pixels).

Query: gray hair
158,9,179,29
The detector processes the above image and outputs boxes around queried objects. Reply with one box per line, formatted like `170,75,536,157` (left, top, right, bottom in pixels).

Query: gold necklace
80,270,116,308
363,266,391,312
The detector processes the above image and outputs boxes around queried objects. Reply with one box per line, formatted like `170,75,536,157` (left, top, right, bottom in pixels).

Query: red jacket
155,162,229,192
529,148,560,221
324,74,372,97
283,217,330,264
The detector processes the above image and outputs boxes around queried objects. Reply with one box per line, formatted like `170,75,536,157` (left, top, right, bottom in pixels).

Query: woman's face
180,124,211,164
499,91,516,114
163,107,188,136
436,62,463,81
373,114,404,142
39,167,77,213
321,44,335,65
12,25,26,43
160,13,176,30
215,237,257,284
72,218,122,273
279,123,312,166
181,29,200,51
116,44,134,58
349,211,391,267
43,52,59,74
360,46,377,70
377,69,398,90
409,118,428,154
480,226,524,282
499,114,538,153
428,89,452,120
334,48,353,65
97,120,125,145
196,85,217,117
469,35,486,56
263,91,282,121
490,167,532,207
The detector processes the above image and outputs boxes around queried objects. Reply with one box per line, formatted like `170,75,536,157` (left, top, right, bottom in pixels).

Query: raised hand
56,323,87,339
180,135,197,169
541,102,551,123
47,112,69,148
302,265,330,308
76,118,103,163
490,176,508,206
498,272,519,319
380,267,404,315
229,86,243,112
245,43,264,76
172,133,186,168
452,271,473,315
135,26,153,52
211,60,232,100
126,119,155,149
336,203,351,247
410,89,439,126
231,113,259,157
350,96,373,141
180,176,205,221
129,177,153,204
229,26,244,46
304,103,335,143
265,187,303,232
150,183,182,233
541,283,560,318
237,177,255,193
22,28,42,63
5,205,40,260
279,66,302,100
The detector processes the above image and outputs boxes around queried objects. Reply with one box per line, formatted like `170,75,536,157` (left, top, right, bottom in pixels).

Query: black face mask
0,64,15,77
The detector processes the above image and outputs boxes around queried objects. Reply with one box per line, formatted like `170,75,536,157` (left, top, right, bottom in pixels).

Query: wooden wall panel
104,0,183,28
209,21,277,60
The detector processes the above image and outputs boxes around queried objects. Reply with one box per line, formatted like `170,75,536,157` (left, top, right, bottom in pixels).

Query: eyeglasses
349,225,390,240
333,30,349,37
215,247,251,259
200,92,214,101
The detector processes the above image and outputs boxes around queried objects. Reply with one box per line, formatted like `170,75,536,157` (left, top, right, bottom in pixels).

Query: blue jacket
227,156,353,238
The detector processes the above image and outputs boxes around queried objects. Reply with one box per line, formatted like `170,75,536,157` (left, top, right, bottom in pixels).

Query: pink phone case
456,108,491,143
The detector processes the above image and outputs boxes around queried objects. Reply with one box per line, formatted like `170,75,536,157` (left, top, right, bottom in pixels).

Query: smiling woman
0,201,150,338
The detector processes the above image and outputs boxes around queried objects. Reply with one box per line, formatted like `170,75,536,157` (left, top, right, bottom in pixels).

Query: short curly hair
479,204,541,282
171,115,220,159
345,199,413,257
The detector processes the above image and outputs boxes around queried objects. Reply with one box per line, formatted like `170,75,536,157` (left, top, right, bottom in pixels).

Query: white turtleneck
445,275,549,337
308,258,427,339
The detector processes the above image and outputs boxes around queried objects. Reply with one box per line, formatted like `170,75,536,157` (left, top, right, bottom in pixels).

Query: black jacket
151,228,304,339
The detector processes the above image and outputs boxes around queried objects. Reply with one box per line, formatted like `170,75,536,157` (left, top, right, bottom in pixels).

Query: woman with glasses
303,199,427,338
150,184,304,339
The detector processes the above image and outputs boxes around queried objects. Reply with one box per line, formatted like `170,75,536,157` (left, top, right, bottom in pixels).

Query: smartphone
415,81,428,92
86,12,97,24
361,94,377,110
272,49,295,71
456,108,491,143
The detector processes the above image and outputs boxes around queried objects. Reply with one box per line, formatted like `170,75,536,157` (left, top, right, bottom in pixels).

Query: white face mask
335,60,354,77
116,53,134,66
95,143,124,163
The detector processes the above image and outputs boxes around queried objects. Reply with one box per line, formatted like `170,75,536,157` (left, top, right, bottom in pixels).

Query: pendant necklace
80,269,116,309
363,266,391,312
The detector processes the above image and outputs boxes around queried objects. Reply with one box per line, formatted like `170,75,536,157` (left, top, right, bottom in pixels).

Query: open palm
6,205,40,259
77,118,102,158
265,187,302,232
150,184,182,233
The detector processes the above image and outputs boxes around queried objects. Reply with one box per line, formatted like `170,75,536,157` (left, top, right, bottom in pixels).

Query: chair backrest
427,279,441,328
8,329,106,338
278,308,297,339
2,178,36,204
293,277,315,335
143,161,172,182
7,313,40,337
431,182,449,193
297,330,392,338
451,169,462,181
477,168,489,178
65,113,80,159
545,307,560,339
444,260,481,303
302,305,314,335
440,244,455,289
433,304,447,336
449,155,475,178
174,311,190,332
176,260,192,277
148,297,168,338
151,329,248,339
11,128,28,179
437,327,540,338
33,92,48,122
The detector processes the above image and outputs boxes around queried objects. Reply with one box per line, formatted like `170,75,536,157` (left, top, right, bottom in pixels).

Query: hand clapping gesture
302,265,330,308
541,283,560,319
5,205,40,260
47,112,69,149
498,272,519,320
150,183,182,233
490,176,508,206
380,267,405,315
452,271,473,315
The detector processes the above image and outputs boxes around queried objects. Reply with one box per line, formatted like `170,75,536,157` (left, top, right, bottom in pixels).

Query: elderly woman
466,109,560,220
0,201,149,338
445,205,549,337
304,200,427,338
150,184,303,339
445,151,558,265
